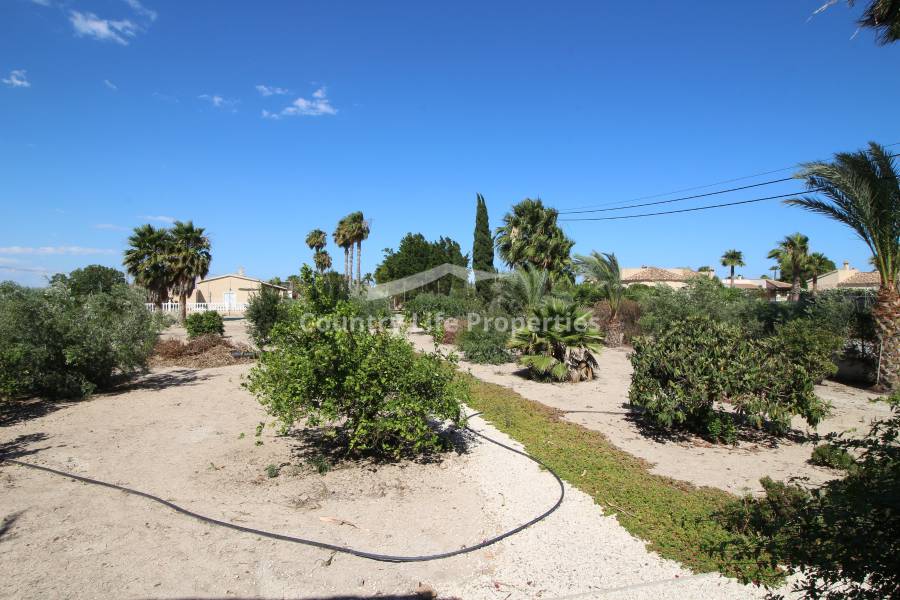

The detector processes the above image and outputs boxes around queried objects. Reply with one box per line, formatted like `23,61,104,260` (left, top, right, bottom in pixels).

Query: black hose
1,414,564,563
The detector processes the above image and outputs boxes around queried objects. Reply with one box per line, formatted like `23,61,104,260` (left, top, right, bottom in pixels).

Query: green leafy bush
629,316,829,436
773,318,843,383
403,291,482,321
457,323,511,364
246,285,288,346
719,394,900,599
246,301,468,458
185,310,224,338
0,281,160,399
810,443,856,471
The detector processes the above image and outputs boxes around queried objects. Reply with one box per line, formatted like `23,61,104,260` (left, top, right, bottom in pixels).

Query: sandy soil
408,329,891,496
0,358,790,599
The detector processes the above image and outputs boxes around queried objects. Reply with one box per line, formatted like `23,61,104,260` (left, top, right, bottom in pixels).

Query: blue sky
2,0,899,286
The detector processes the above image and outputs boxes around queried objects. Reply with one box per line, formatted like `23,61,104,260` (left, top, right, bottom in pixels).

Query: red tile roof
838,271,881,288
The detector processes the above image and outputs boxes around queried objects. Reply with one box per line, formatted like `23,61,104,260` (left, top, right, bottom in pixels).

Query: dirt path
1,359,788,599
408,329,891,496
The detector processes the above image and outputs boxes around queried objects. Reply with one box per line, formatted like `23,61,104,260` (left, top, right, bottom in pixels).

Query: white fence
145,302,249,314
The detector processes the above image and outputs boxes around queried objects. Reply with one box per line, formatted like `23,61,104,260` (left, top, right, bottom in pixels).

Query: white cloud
103,79,118,91
262,87,337,119
199,94,239,111
0,246,115,255
29,0,52,6
152,91,178,103
2,69,31,88
0,265,52,274
70,11,139,45
94,223,128,231
139,215,177,224
123,0,157,22
255,84,289,97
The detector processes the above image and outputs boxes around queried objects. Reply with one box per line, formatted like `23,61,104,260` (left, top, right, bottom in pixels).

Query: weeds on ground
463,373,781,585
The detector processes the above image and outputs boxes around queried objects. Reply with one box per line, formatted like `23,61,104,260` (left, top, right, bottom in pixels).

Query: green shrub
0,281,160,399
457,323,511,364
718,394,900,599
810,443,856,471
246,285,288,346
773,318,843,383
403,291,482,321
246,301,468,458
629,316,829,436
185,311,224,338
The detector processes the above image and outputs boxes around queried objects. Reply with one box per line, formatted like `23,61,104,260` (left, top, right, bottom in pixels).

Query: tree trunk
812,275,818,294
873,285,900,390
343,247,350,283
348,244,355,284
179,292,187,323
730,266,735,288
606,316,624,347
356,240,362,287
791,275,801,302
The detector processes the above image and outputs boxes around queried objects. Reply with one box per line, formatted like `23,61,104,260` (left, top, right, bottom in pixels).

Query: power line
557,142,900,213
559,176,794,215
559,189,820,222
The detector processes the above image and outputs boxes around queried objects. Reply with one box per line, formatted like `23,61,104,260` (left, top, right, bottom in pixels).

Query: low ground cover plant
457,321,511,364
185,310,224,338
247,273,468,458
0,280,160,399
718,393,899,599
809,443,856,471
629,316,829,437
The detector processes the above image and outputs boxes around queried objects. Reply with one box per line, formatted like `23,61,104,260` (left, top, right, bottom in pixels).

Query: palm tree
720,249,745,288
495,198,574,279
769,264,780,280
821,0,900,45
169,221,211,322
787,141,900,387
305,229,327,253
313,250,332,274
807,252,833,294
344,211,369,285
123,224,172,310
767,234,810,302
493,265,555,316
332,218,352,283
574,251,625,346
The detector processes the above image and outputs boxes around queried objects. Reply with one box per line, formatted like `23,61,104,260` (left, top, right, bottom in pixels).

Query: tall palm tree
807,252,833,294
769,264,780,280
332,218,352,283
495,198,574,279
768,234,810,302
344,211,369,286
313,250,332,274
305,229,327,253
169,221,212,322
574,251,625,346
123,224,172,310
720,249,745,288
787,141,900,387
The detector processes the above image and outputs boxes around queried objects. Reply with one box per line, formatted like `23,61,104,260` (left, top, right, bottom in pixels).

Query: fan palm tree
169,221,212,322
123,224,172,310
787,141,900,387
313,250,332,274
720,249,745,288
508,297,604,382
493,265,557,316
574,251,625,346
818,0,900,45
767,234,810,302
495,198,574,279
305,229,327,252
344,211,369,285
332,217,352,283
807,252,833,294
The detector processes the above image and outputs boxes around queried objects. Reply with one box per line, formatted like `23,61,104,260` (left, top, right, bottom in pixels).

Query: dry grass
150,334,255,369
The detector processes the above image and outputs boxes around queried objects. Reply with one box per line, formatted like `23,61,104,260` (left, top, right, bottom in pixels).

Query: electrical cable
559,189,821,222
0,412,564,564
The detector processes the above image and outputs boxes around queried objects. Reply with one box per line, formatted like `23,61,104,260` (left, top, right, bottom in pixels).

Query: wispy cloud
262,87,337,119
0,265,53,274
255,84,289,97
103,79,118,91
199,94,239,111
0,246,116,255
94,223,128,231
29,0,52,6
139,215,177,224
2,69,31,88
123,0,157,22
70,11,139,45
152,91,178,103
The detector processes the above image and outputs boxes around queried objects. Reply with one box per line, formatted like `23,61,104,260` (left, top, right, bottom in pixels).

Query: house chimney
237,266,245,276
843,261,850,271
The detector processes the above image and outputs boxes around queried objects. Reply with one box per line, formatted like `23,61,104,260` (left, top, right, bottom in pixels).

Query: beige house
810,261,880,291
620,266,714,289
189,273,288,307
724,277,792,301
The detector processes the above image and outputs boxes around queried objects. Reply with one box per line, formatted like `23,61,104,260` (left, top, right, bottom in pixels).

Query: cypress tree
472,193,495,300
